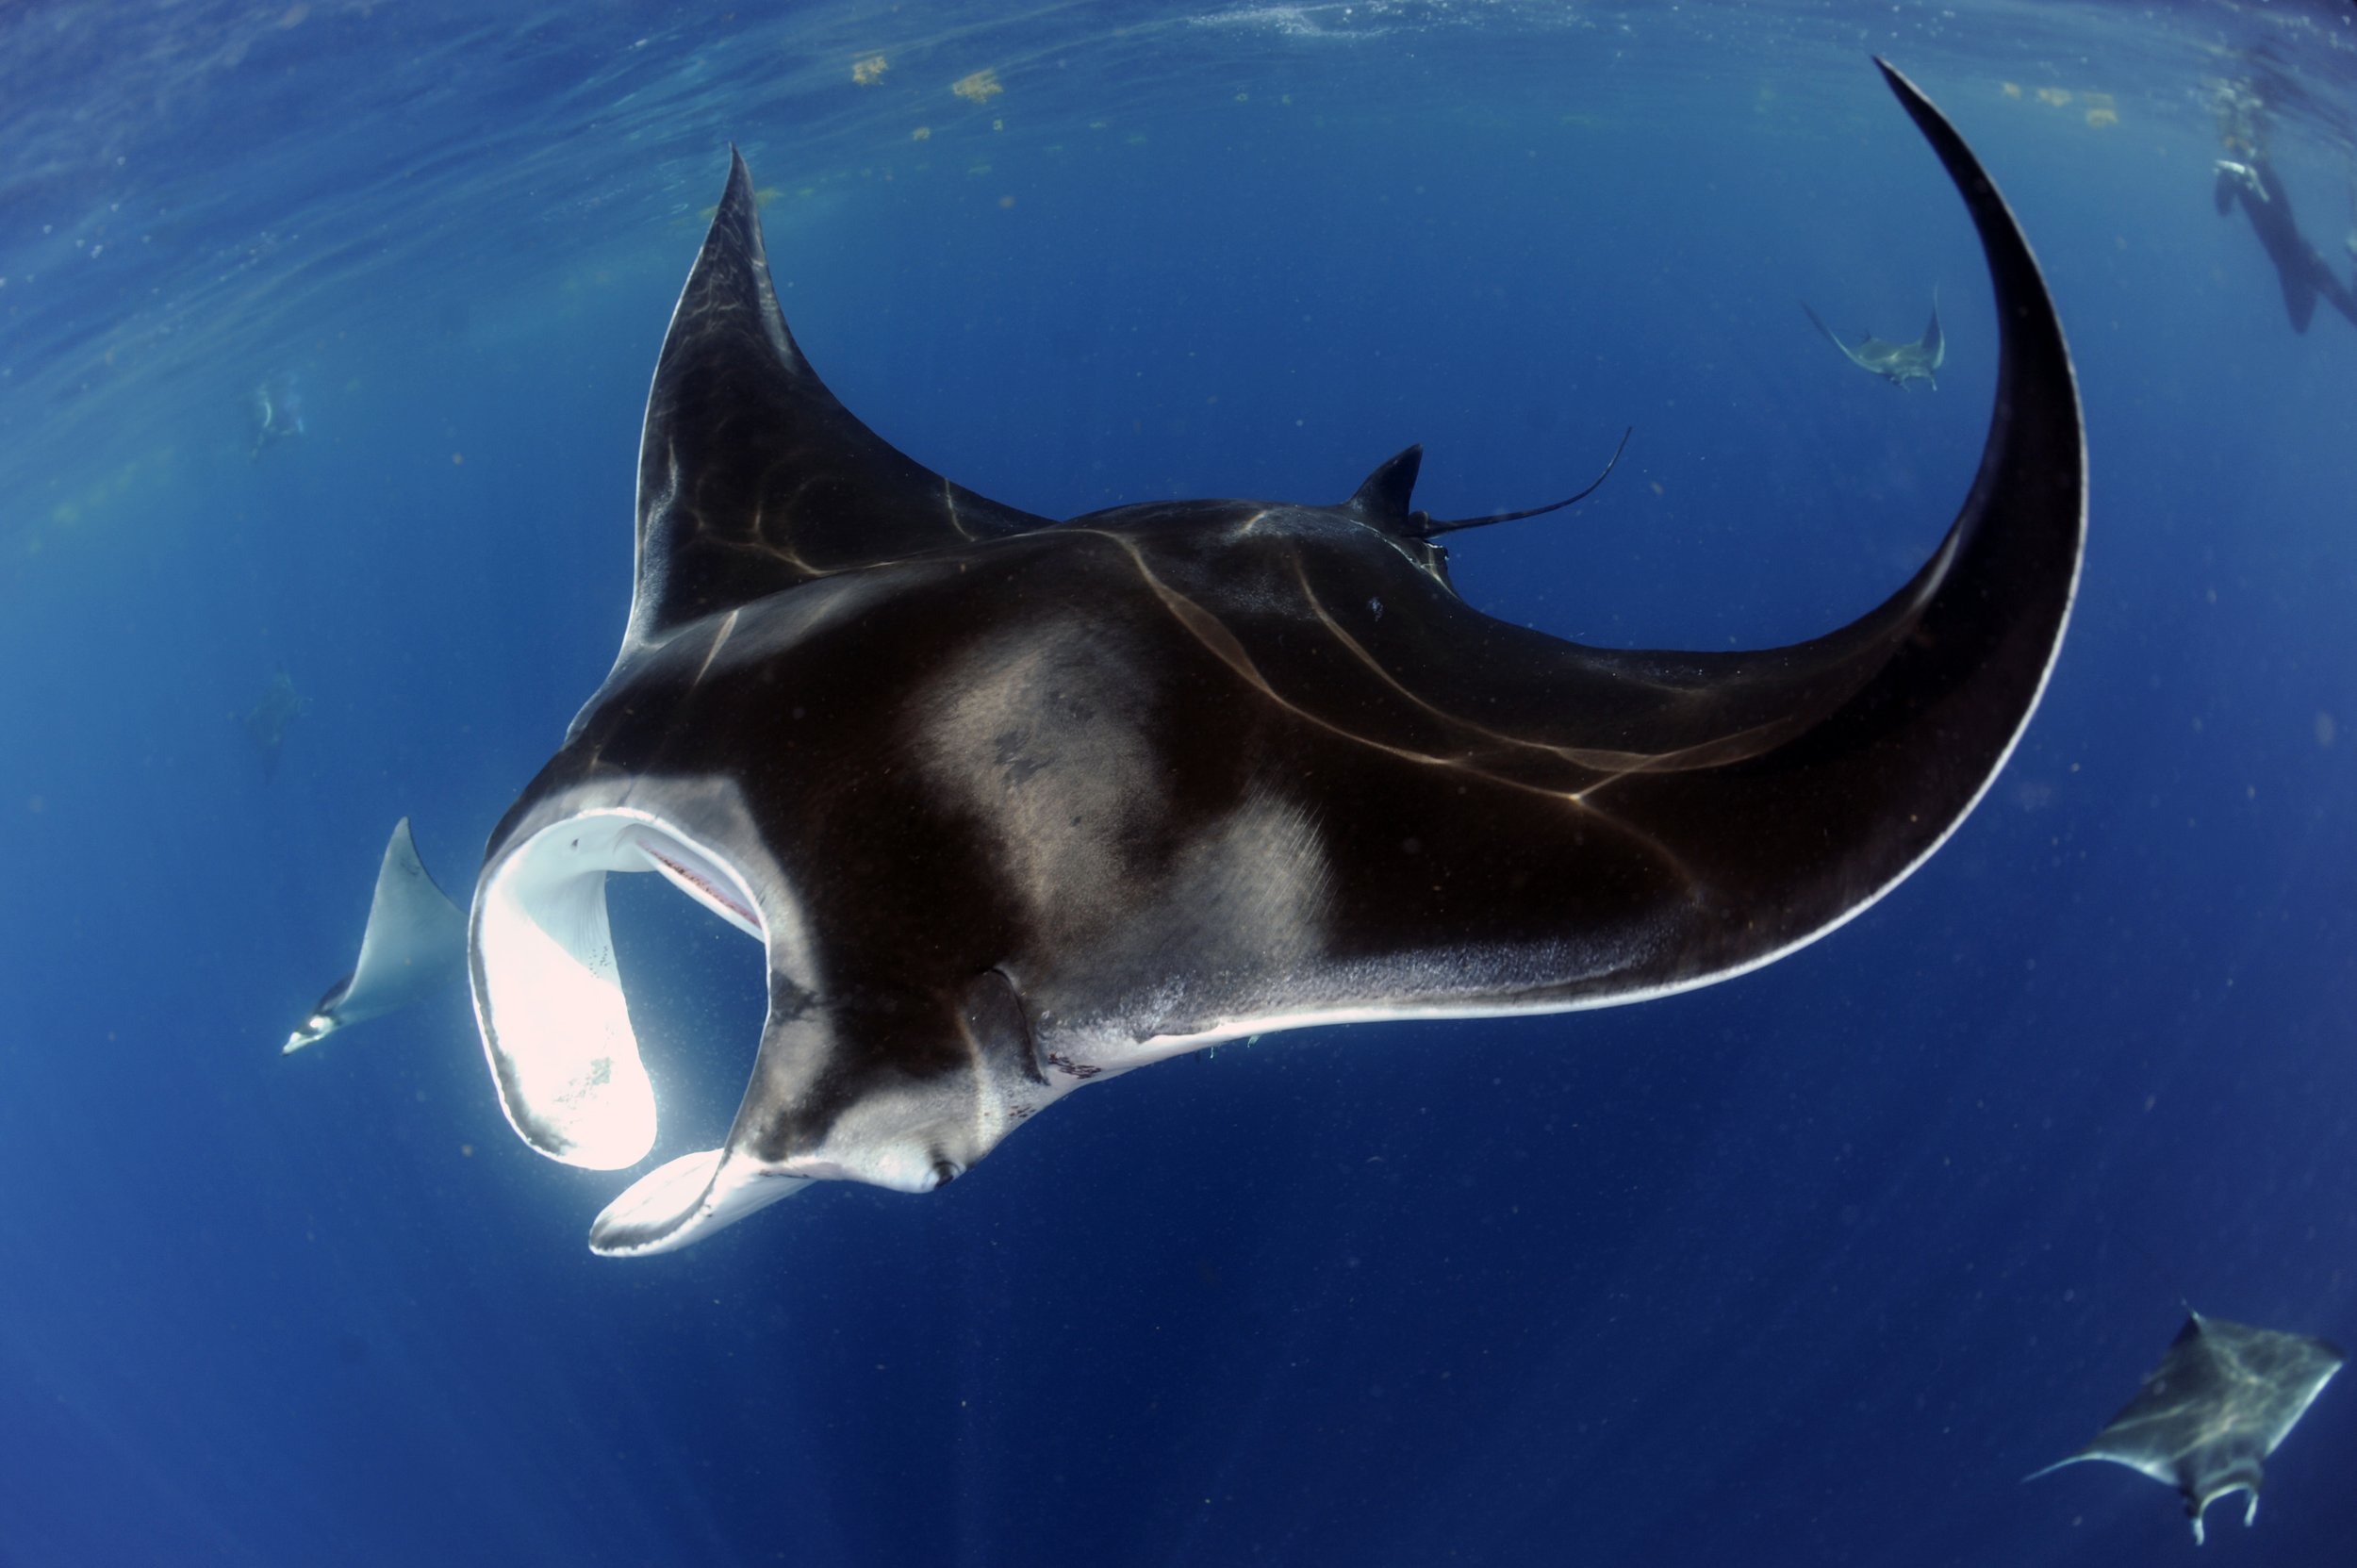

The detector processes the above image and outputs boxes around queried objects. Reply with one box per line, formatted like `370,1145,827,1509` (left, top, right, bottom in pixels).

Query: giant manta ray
462,61,2083,1255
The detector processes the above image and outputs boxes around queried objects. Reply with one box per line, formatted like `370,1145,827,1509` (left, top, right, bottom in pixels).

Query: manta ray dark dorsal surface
468,59,2085,1255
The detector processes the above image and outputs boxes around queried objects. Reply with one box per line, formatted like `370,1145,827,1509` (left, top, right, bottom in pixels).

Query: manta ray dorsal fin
622,148,1056,656
1344,445,1424,525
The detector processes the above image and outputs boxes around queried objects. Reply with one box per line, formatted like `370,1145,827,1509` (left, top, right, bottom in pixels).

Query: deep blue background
3,3,2354,1564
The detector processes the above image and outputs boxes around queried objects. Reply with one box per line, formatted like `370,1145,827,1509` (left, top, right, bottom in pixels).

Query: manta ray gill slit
639,836,764,939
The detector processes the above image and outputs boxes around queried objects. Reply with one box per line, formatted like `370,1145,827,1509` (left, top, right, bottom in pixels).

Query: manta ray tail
1407,426,1633,538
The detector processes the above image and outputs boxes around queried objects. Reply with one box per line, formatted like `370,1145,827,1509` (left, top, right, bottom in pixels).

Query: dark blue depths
0,4,2353,1565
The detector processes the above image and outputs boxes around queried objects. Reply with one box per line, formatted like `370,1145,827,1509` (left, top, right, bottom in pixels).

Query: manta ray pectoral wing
1800,300,1868,368
284,817,466,1052
1115,58,2081,1017
620,147,1057,659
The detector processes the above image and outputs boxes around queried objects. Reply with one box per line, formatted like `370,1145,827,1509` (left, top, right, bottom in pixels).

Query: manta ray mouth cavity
475,807,751,1172
474,805,775,1176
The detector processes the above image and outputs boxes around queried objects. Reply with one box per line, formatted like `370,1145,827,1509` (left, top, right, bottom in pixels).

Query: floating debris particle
2084,92,2118,128
2317,712,2337,748
912,125,931,141
2036,87,2072,107
852,54,887,86
952,68,1002,105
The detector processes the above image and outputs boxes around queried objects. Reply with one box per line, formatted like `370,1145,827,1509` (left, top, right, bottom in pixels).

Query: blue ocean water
4,1,2354,1563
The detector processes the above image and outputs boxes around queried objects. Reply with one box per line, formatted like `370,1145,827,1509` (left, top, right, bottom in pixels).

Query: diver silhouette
2214,153,2357,333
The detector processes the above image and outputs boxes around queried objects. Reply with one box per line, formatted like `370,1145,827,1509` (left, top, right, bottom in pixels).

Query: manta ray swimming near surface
1802,289,1945,388
2030,1312,2345,1543
305,61,2082,1256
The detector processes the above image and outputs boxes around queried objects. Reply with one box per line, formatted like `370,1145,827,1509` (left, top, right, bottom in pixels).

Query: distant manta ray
2030,1312,2345,1543
284,819,466,1054
240,669,307,782
425,60,2083,1257
1802,289,1945,388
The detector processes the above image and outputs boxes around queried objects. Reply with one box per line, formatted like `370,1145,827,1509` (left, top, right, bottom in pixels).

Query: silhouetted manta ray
2030,1313,2345,1543
1802,288,1945,388
463,60,2085,1256
285,818,466,1053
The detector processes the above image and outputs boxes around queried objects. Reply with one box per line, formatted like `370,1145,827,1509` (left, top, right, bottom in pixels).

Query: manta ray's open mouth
470,808,766,1171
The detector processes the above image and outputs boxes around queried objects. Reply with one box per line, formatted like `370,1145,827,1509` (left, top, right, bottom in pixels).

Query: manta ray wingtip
281,818,465,1058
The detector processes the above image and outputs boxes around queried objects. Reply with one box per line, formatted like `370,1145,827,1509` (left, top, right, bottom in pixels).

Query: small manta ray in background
350,61,2085,1257
285,819,467,1053
249,371,307,460
2029,1312,2345,1543
1801,289,1945,388
241,669,308,782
